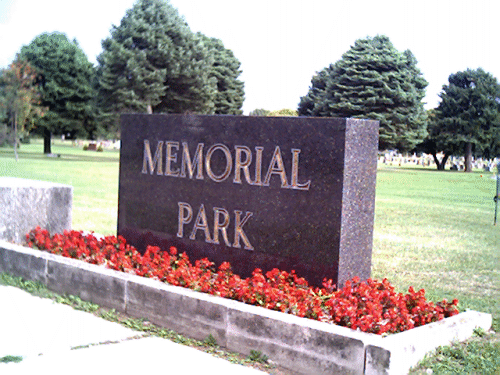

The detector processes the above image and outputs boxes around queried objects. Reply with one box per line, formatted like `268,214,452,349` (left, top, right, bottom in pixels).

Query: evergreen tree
297,65,333,117
298,35,428,151
20,32,96,153
198,33,244,115
97,0,216,117
431,68,500,171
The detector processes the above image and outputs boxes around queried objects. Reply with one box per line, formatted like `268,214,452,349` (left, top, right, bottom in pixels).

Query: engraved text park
141,140,312,251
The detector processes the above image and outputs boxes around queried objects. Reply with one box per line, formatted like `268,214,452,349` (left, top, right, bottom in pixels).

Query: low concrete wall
0,241,492,375
0,178,72,244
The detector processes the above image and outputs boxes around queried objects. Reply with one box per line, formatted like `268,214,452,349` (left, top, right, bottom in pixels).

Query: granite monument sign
118,114,378,287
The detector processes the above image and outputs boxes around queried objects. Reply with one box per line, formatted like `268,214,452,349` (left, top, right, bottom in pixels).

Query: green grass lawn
1,139,499,372
373,165,499,320
1,140,498,317
0,139,119,235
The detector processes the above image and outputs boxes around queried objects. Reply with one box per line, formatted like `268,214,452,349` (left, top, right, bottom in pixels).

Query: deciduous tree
269,108,298,116
0,58,45,160
249,108,270,116
20,32,96,154
429,68,500,171
417,109,459,170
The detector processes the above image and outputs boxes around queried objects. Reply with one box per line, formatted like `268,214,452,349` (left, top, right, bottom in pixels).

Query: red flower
24,227,460,335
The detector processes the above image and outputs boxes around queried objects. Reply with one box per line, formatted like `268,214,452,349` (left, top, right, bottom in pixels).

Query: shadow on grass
382,165,493,175
0,149,119,163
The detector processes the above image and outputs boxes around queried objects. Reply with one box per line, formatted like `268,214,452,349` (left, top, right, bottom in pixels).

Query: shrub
0,124,14,147
19,136,30,144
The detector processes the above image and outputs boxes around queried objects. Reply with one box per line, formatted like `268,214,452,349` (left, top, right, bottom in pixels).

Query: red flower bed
26,226,459,335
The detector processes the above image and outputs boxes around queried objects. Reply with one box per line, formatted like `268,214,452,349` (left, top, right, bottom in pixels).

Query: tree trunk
432,151,451,171
441,152,451,170
431,152,442,170
13,112,18,162
147,104,153,114
43,128,52,154
464,142,473,172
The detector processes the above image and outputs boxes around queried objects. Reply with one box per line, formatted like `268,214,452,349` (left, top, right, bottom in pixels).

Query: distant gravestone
118,114,379,287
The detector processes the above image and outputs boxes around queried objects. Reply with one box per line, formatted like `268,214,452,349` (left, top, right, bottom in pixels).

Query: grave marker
118,114,378,287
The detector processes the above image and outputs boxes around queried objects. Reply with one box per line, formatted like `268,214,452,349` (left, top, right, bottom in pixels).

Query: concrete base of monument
0,240,492,375
0,177,72,244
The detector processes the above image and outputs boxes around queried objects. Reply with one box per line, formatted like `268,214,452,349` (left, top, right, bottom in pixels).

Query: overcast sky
1,0,499,114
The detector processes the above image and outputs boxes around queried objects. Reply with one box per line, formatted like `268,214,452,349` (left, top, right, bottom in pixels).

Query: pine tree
297,66,333,117
97,0,216,116
198,34,244,115
20,32,96,153
298,35,428,151
432,68,500,171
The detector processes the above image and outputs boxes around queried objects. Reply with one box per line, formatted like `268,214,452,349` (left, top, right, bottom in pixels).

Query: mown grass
0,139,119,235
410,331,500,374
373,166,499,320
1,140,499,373
373,165,500,373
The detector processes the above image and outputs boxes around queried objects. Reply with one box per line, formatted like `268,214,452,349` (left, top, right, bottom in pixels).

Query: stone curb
0,240,492,375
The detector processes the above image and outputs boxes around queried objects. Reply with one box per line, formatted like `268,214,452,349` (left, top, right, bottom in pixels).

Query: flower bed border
0,240,492,375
